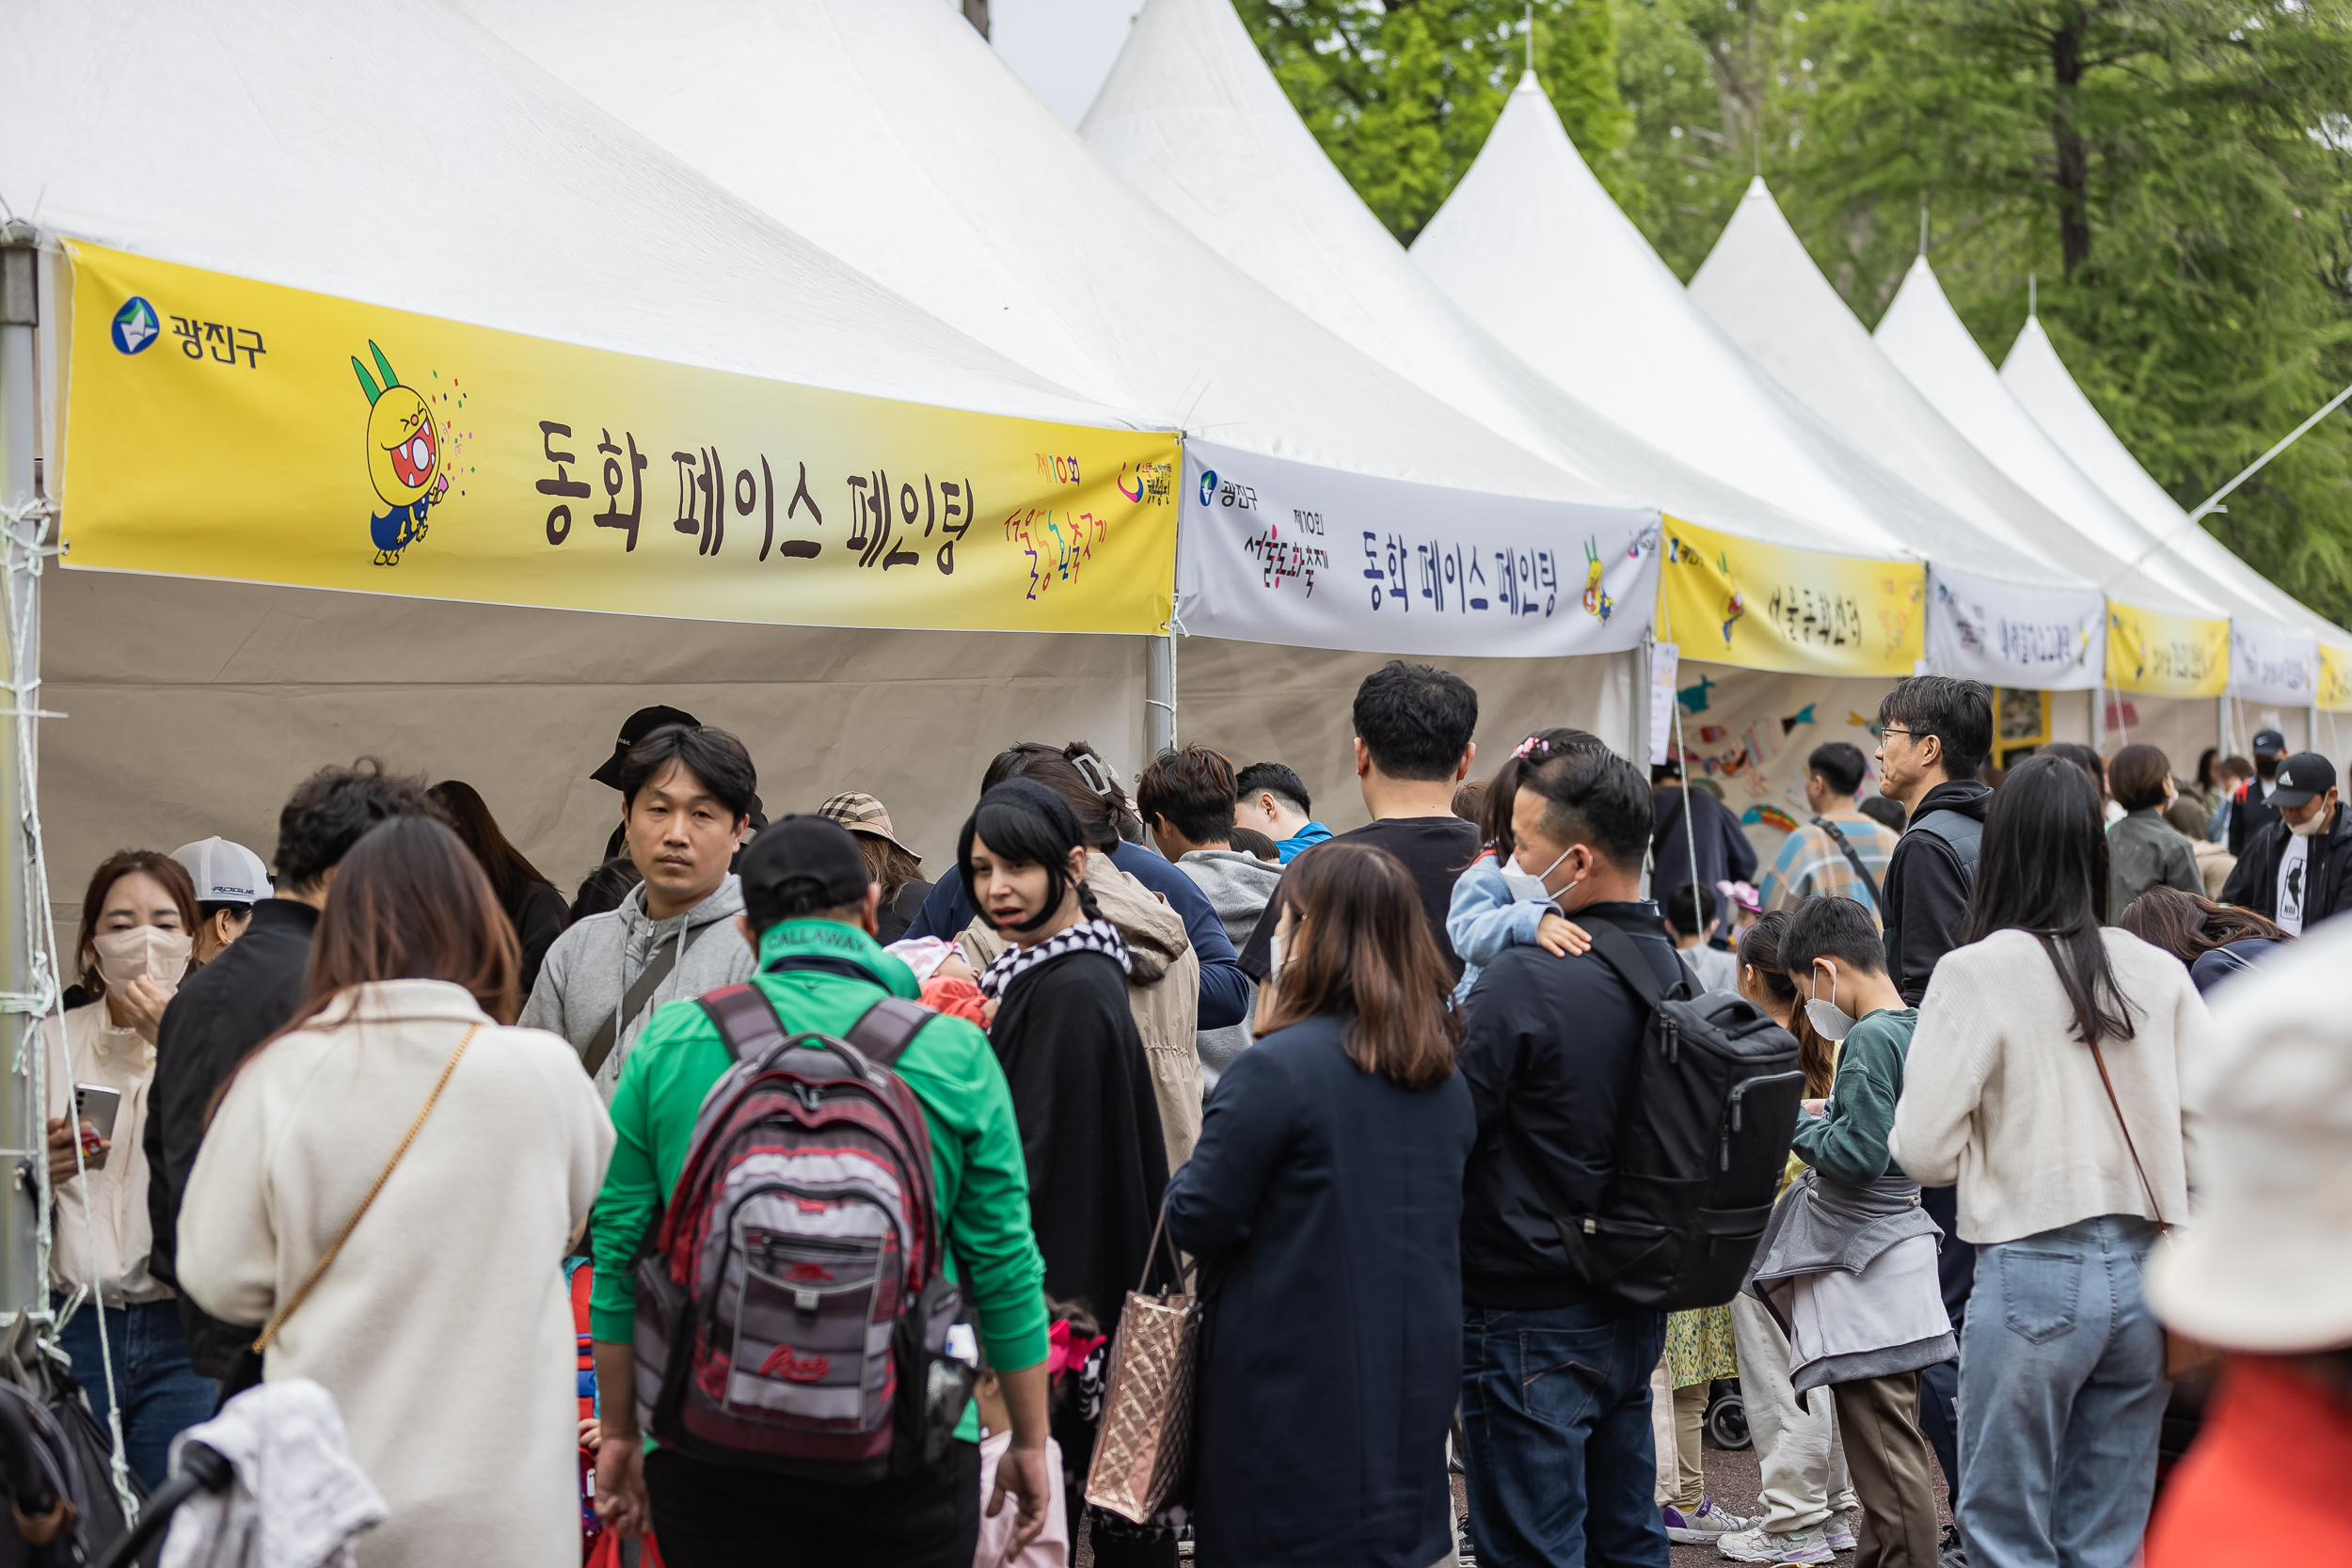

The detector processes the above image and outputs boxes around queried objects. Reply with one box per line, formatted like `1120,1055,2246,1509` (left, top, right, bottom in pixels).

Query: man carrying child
1743,897,1951,1568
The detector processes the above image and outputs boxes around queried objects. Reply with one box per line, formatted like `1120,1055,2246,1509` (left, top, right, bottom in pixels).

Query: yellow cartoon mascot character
353,341,447,564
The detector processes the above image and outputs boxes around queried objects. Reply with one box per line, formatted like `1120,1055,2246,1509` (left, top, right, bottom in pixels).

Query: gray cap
171,837,271,904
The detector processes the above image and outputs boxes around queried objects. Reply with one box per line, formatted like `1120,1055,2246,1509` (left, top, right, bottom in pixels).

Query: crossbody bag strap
2033,933,2168,1231
581,921,713,1078
1812,816,1884,911
253,1022,478,1352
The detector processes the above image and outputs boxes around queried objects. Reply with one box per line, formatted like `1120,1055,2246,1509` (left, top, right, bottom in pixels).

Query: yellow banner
1655,516,1923,676
2321,645,2352,711
2106,602,2228,698
59,243,1178,635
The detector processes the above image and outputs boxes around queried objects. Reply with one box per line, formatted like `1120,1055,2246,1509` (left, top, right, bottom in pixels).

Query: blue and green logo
111,296,160,356
1198,468,1216,506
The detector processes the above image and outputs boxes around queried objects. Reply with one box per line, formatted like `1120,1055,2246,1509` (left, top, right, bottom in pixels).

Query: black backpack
1510,923,1804,1311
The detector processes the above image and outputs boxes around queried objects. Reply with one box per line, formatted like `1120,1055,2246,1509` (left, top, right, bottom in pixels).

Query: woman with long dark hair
427,780,569,994
1892,752,2210,1568
179,816,613,1568
1166,842,1473,1568
961,779,1171,1568
2117,885,2291,994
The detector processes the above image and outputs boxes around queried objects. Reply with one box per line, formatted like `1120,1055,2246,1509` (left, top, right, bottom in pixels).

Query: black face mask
2257,755,2281,782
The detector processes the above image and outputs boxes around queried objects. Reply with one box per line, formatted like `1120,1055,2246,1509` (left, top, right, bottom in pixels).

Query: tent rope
0,496,136,1526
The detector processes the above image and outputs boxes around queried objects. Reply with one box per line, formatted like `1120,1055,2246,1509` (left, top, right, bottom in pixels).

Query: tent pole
2218,694,2231,766
0,225,48,1326
1145,633,1176,757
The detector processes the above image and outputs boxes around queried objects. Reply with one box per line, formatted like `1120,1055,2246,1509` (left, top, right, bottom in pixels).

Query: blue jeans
1461,1302,1669,1568
1956,1216,2167,1568
54,1296,216,1490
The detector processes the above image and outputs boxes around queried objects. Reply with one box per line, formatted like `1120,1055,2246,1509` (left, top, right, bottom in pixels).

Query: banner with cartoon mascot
1173,437,1659,657
2105,602,2229,700
60,243,1179,636
2321,644,2352,712
1655,516,1924,678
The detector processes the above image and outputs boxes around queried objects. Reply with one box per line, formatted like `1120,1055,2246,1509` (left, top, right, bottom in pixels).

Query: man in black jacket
2225,727,2289,855
1457,744,1679,1568
144,761,438,1383
2220,752,2352,932
1870,674,1992,1560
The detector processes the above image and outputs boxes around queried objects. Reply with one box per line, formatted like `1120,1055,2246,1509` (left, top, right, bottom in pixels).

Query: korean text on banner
1174,438,1658,657
1655,516,1923,677
1924,565,2104,691
2106,603,2229,699
59,243,1180,635
2319,645,2352,712
2230,622,2319,707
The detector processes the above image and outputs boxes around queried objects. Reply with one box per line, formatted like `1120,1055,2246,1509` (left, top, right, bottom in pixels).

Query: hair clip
1512,735,1549,760
1071,752,1116,797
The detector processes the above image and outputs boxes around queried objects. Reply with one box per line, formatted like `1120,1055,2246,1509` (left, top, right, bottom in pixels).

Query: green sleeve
588,1035,666,1343
901,1019,1049,1374
1790,1020,1902,1186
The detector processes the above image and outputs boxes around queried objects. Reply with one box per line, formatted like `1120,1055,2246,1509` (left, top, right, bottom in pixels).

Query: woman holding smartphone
43,847,215,1489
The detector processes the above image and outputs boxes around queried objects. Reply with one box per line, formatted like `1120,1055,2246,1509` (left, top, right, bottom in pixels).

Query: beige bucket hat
2145,916,2352,1352
817,792,918,862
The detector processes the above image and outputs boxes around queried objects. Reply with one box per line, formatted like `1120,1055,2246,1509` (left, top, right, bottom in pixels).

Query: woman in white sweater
1893,754,2208,1568
180,817,613,1568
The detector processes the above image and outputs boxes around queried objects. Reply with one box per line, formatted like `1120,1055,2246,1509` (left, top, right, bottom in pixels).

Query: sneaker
1716,1523,1835,1563
1456,1514,1478,1566
1825,1512,1856,1552
1664,1498,1757,1544
1937,1524,1967,1568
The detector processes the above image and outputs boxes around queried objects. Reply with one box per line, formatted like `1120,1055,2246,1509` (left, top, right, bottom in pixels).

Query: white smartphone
72,1083,122,1171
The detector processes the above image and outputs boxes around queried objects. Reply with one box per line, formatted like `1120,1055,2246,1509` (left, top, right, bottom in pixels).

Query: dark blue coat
1164,1014,1475,1568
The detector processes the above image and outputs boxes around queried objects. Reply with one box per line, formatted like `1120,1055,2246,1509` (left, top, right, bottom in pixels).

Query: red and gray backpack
631,980,977,1481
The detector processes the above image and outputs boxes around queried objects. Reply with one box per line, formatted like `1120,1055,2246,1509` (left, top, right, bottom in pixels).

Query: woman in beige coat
180,817,613,1568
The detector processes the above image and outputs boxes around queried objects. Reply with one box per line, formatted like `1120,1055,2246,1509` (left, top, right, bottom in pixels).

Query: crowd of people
29,664,2349,1567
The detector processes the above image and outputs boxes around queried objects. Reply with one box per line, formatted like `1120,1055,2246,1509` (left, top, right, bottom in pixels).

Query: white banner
1925,565,2106,691
1175,439,1659,657
1648,642,1679,766
2232,621,2319,706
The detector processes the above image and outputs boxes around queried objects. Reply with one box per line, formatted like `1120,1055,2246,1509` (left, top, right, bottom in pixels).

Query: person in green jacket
588,815,1054,1568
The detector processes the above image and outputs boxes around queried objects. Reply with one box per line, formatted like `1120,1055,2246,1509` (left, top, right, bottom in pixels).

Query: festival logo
111,297,160,356
1198,468,1217,507
350,340,451,565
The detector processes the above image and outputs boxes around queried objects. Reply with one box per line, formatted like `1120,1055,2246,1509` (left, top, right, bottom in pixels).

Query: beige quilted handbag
1083,1201,1200,1523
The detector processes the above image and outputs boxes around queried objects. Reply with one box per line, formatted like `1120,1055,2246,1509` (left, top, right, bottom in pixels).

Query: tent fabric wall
41,571,1149,943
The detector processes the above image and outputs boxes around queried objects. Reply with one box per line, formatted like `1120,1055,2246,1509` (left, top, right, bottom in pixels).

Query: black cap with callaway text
590,704,702,788
2251,728,2289,757
739,814,874,927
2268,752,2336,810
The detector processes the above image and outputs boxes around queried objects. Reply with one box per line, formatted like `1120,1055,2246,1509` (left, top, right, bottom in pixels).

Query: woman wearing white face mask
44,848,216,1489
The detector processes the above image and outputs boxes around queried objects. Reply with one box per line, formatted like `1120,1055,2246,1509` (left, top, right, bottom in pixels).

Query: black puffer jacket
2220,804,2352,929
1881,779,1994,1006
1456,902,1683,1309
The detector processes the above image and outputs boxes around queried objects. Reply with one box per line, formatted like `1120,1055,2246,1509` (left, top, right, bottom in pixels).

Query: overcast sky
981,0,1141,125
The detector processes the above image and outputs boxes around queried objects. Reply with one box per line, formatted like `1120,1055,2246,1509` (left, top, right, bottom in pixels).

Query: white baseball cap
2146,917,2352,1352
170,837,272,906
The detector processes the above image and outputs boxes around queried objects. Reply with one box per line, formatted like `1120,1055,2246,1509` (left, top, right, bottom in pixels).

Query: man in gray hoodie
1139,745,1283,1089
525,723,758,1098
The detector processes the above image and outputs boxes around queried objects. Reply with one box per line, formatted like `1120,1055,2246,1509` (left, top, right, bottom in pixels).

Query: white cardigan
1892,927,2208,1246
179,980,612,1568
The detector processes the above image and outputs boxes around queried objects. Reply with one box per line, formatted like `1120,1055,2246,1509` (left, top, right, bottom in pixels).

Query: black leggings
646,1442,980,1568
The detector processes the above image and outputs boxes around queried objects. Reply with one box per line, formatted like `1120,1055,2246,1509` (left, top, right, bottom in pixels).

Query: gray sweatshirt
521,873,754,1099
1175,848,1283,1088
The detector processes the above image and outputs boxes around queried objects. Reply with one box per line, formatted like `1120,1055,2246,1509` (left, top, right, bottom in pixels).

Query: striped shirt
1761,810,1900,925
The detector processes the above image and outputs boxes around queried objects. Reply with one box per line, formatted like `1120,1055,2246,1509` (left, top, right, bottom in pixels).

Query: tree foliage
1239,0,2352,630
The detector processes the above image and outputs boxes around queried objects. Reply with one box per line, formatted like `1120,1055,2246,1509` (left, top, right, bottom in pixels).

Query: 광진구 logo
1198,468,1217,506
111,297,160,356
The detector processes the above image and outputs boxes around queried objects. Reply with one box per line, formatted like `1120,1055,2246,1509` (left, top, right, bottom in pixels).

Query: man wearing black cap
583,816,1055,1567
2226,728,2291,855
592,705,699,859
2222,752,2352,934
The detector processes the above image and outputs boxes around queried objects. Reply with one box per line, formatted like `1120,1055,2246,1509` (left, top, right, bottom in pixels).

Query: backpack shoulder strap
1583,921,1671,1009
1812,816,1885,910
844,997,934,1069
698,983,788,1064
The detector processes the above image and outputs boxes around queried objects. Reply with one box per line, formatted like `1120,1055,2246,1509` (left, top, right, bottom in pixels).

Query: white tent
1,0,1189,927
1685,179,2191,694
1999,314,2351,655
1875,259,2322,728
1407,73,2078,594
1077,0,1845,555
457,0,1650,786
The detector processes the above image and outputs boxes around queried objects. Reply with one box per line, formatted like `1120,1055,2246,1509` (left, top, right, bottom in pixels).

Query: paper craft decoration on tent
1687,179,2131,693
1999,315,2352,710
1404,71,2093,682
1871,258,2296,706
1079,0,1856,565
460,0,1660,663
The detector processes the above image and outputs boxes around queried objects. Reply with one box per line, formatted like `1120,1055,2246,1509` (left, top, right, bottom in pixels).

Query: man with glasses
1869,675,1994,1568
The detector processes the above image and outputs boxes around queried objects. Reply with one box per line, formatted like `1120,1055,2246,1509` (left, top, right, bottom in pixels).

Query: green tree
1239,0,1637,245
